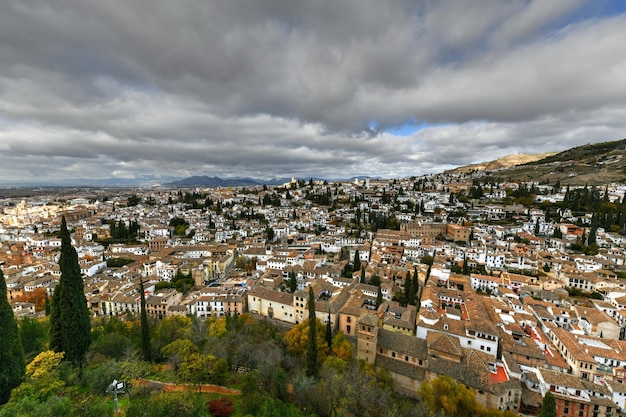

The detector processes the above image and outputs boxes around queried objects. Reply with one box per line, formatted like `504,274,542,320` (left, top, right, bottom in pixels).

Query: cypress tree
0,269,26,404
139,278,151,361
462,254,469,275
538,392,556,417
375,286,383,309
49,216,92,366
289,271,297,293
402,273,411,307
360,267,366,284
325,310,332,350
44,294,50,316
306,286,319,378
407,278,416,306
353,250,361,271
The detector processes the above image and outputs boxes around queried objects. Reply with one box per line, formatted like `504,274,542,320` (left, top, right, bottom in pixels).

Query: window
347,316,351,323
405,355,409,361
564,407,568,414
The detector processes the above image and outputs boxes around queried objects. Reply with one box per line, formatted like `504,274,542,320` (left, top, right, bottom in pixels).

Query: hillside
453,138,626,186
448,153,556,174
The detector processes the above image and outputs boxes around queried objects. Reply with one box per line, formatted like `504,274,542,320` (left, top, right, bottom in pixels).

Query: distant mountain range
3,138,625,188
165,176,292,187
449,138,626,185
0,176,179,188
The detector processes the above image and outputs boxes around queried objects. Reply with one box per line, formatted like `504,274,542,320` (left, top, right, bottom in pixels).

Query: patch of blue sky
385,120,449,136
594,0,626,16
567,0,626,25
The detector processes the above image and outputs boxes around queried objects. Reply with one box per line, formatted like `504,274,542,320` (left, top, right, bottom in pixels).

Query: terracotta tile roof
249,286,293,305
427,332,463,357
377,328,428,359
358,313,378,327
375,354,426,380
539,368,585,389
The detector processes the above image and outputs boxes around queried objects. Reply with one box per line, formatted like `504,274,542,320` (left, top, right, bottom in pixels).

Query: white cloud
0,0,624,183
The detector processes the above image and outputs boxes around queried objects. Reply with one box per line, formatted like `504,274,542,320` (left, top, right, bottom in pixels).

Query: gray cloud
0,0,624,183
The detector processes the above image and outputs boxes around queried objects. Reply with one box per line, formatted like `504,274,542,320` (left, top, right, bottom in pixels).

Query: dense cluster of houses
3,174,626,416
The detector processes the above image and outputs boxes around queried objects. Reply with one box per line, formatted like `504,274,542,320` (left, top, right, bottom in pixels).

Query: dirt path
134,378,241,395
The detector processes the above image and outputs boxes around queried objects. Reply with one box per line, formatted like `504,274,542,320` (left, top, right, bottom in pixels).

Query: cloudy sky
1,0,626,184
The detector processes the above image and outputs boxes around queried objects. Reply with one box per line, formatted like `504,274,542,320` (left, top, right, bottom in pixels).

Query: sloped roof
358,312,378,326
426,332,463,357
377,328,428,360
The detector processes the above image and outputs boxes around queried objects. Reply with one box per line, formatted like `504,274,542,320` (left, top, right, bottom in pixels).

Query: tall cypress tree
462,254,469,276
139,278,151,361
0,269,26,404
407,278,416,306
353,250,361,271
49,216,92,366
289,271,297,293
325,310,332,350
306,286,319,378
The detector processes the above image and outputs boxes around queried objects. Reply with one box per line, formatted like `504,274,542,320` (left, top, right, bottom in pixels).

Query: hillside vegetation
454,138,626,185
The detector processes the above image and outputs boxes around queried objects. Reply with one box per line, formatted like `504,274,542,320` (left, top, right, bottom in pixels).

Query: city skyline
1,0,626,184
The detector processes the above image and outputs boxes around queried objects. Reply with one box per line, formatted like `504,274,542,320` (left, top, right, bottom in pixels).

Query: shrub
207,397,234,417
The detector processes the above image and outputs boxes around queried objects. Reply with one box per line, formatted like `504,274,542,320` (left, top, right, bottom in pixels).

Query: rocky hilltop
449,138,626,185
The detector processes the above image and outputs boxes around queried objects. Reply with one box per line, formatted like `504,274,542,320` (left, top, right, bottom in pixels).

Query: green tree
462,255,469,276
49,216,92,366
537,392,556,417
353,250,361,271
177,353,228,385
19,317,48,361
325,311,332,350
125,392,205,417
0,269,26,404
331,331,353,362
420,255,434,266
419,375,482,417
376,286,383,309
139,278,151,361
284,320,329,361
306,286,319,378
289,271,297,293
407,276,416,306
44,294,50,316
369,274,381,287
